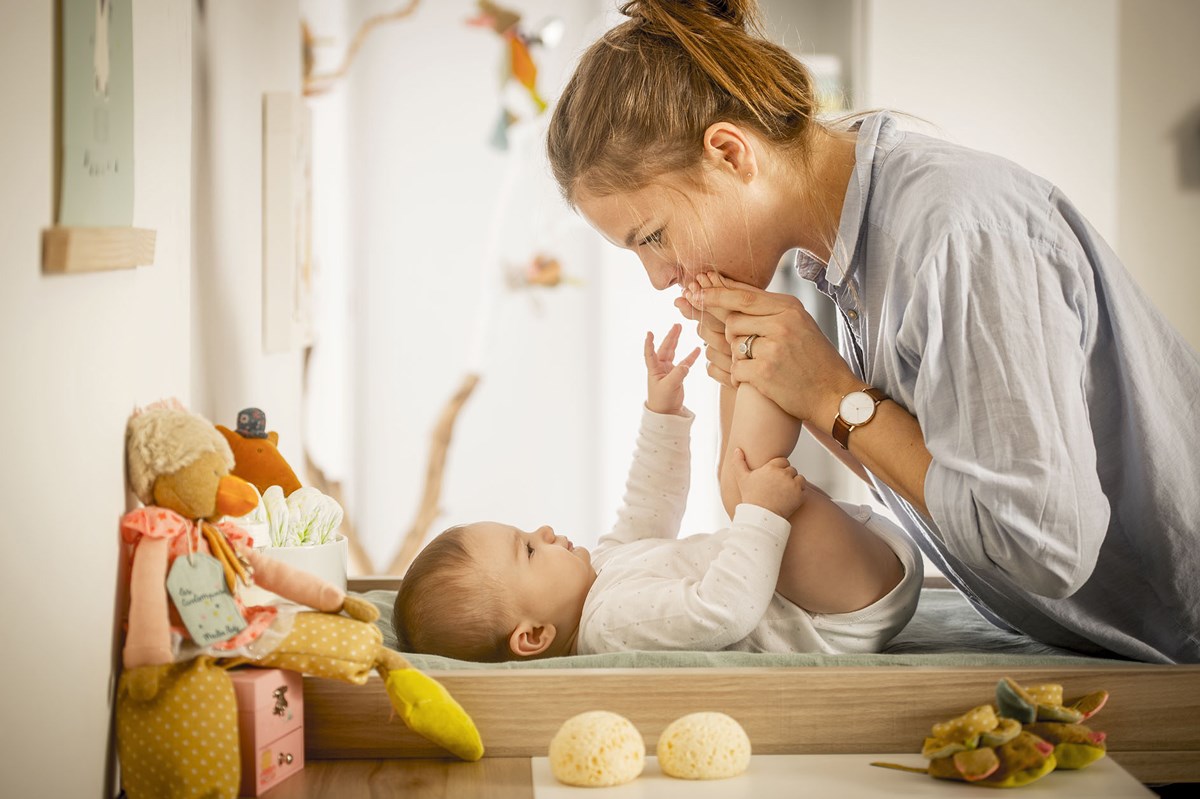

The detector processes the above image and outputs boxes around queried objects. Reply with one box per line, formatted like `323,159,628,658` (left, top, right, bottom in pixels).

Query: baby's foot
691,271,731,322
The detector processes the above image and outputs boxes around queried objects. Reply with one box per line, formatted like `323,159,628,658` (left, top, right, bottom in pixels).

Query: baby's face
463,522,596,632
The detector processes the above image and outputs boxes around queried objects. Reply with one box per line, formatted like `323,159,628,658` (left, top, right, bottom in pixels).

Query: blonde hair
126,399,233,505
393,526,516,662
546,0,819,205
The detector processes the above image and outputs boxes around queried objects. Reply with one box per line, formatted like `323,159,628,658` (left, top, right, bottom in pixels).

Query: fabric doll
116,400,482,799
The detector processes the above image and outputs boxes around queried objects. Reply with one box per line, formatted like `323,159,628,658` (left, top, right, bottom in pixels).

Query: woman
546,0,1200,663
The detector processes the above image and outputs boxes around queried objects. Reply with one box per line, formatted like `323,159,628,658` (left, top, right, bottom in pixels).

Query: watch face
839,391,877,425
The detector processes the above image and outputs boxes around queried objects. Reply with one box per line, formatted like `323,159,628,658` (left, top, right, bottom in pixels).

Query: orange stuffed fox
215,407,303,496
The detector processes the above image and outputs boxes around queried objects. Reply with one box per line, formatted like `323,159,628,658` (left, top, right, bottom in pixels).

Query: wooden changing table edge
302,663,1200,784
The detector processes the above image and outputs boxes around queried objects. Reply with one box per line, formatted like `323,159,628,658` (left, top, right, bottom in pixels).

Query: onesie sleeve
596,407,694,550
897,227,1110,599
583,504,791,652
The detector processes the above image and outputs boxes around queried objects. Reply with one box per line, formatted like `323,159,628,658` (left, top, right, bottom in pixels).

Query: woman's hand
729,448,808,519
645,323,702,416
674,275,734,387
691,276,860,425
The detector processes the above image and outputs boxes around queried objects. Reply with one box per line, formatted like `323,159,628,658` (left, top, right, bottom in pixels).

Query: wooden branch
303,0,422,96
386,373,480,575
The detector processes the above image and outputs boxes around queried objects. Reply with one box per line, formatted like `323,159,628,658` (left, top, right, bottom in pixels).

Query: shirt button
846,309,859,320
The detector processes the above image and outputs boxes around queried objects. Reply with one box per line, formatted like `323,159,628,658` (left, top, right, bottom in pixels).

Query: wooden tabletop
257,754,1161,798
264,758,534,799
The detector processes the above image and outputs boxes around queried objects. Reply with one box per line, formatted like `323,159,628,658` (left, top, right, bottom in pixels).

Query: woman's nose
642,256,680,291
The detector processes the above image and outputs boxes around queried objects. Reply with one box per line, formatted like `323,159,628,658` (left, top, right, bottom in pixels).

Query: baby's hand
729,448,808,519
646,323,702,416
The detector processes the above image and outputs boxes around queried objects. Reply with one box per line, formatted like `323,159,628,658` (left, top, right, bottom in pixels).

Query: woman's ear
509,622,557,658
702,122,758,181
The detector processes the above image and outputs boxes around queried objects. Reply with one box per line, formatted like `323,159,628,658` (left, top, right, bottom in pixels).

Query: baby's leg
720,382,802,517
774,493,904,615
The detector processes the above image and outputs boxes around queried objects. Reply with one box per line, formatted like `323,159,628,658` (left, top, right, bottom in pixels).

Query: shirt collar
798,111,894,288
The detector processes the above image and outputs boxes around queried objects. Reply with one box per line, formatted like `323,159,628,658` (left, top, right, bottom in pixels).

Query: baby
394,325,922,661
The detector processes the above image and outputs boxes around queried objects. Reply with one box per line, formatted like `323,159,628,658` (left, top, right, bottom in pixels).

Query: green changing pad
358,587,1131,670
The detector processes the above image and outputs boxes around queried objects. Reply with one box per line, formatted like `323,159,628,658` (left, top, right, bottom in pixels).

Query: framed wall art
43,0,155,274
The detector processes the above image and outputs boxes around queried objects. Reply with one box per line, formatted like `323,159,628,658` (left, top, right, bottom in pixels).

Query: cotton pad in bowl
548,710,645,787
656,711,751,779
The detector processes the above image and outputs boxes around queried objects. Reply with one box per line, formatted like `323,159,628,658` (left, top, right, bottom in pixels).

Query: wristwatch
832,387,888,449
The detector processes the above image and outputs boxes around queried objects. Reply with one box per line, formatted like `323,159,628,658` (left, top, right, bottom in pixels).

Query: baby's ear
509,622,556,658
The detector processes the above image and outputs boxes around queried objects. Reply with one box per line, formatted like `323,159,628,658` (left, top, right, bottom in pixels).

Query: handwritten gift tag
166,553,248,646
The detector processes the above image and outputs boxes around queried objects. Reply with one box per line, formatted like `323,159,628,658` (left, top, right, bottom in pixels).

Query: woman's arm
692,281,933,516
810,394,932,518
717,386,852,500
694,231,1110,599
899,230,1108,598
802,421,873,484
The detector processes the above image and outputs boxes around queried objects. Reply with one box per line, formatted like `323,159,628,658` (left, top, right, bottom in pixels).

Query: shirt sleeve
897,228,1110,599
595,407,694,551
583,505,791,652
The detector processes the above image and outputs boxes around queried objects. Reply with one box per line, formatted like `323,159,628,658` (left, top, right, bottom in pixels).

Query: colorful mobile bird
467,0,562,148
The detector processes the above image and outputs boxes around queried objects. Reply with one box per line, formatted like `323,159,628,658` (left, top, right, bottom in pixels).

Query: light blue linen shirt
794,111,1200,663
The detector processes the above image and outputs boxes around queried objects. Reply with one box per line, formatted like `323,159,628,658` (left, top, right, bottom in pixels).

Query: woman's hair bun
620,0,756,31
704,0,750,26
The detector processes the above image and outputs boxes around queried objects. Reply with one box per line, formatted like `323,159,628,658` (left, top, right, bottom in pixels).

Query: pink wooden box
228,667,304,796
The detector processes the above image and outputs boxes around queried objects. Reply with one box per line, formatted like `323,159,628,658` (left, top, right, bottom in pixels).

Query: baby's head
394,521,596,662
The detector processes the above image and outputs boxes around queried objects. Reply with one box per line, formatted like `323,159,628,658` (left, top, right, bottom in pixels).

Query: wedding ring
738,334,759,359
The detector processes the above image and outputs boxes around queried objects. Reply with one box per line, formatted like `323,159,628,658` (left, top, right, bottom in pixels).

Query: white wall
192,0,308,464
300,1,355,491
861,0,1120,243
0,3,193,797
0,1,307,795
595,218,730,546
589,0,1200,549
861,0,1198,348
0,2,1193,794
329,1,812,562
332,0,1200,563
331,2,874,562
329,0,606,569
1117,0,1200,351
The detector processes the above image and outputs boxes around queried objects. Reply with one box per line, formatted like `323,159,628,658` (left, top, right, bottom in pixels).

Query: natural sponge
655,712,751,780
548,711,645,787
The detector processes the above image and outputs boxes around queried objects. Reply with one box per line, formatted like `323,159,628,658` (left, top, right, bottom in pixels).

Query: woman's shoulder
867,131,1069,265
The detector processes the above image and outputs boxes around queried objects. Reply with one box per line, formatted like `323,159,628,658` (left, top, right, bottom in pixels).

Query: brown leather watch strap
832,416,853,449
832,387,888,449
